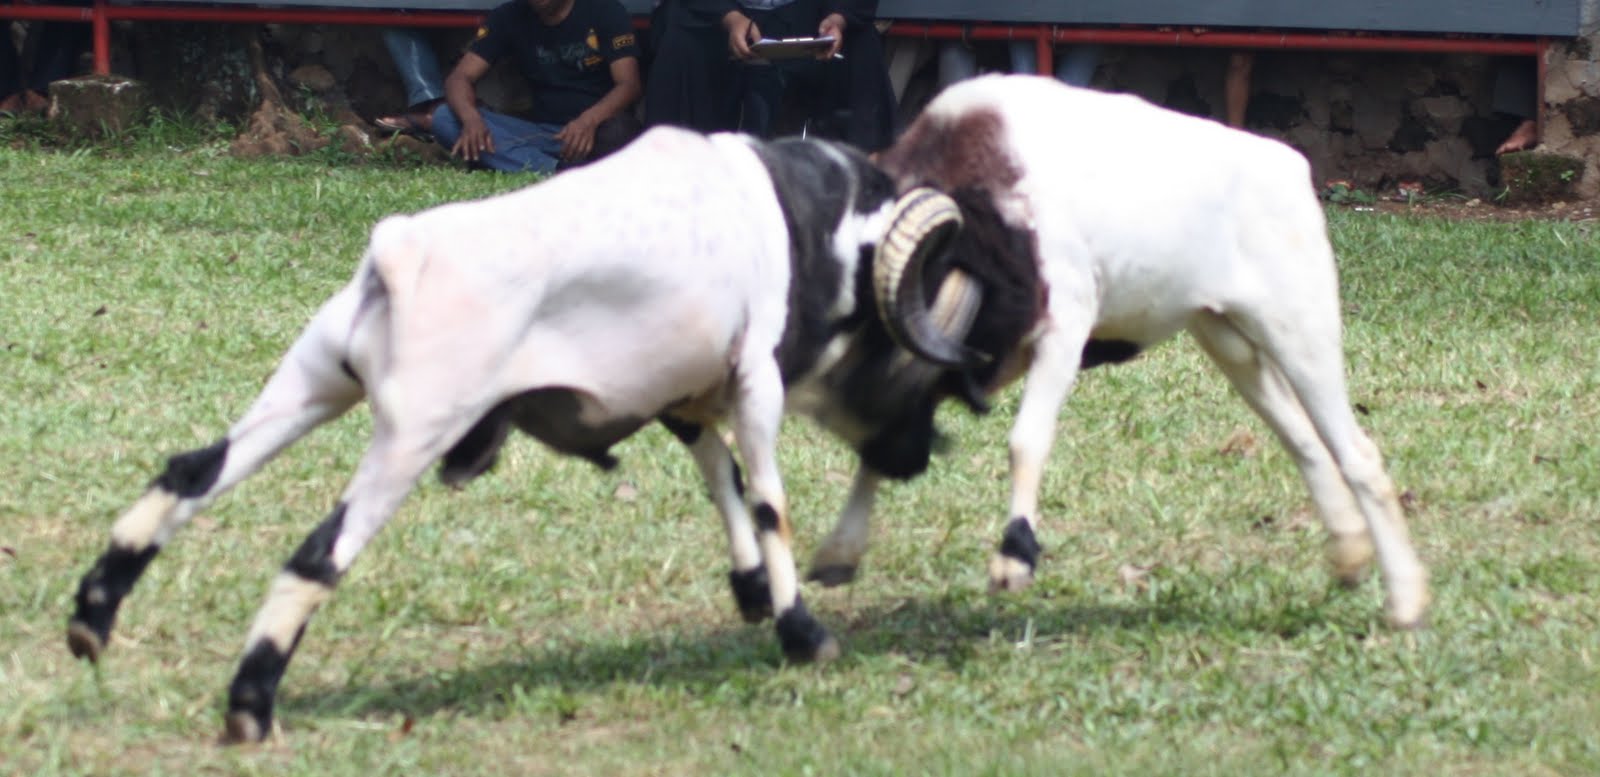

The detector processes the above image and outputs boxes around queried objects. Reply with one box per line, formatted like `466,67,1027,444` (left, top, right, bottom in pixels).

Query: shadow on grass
287,583,1368,721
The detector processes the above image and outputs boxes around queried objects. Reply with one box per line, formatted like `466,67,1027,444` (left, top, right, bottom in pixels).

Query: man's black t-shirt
470,0,641,125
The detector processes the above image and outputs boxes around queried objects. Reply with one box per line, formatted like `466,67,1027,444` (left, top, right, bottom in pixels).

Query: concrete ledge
49,75,149,137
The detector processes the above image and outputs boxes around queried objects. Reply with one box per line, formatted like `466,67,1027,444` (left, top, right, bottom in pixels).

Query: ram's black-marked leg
728,565,773,623
66,441,231,662
67,545,158,662
988,516,1041,592
774,595,839,664
221,505,346,743
665,416,767,620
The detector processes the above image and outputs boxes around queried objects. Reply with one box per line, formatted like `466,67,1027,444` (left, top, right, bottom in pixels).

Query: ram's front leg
732,359,839,663
807,467,881,586
660,416,771,623
990,327,1083,593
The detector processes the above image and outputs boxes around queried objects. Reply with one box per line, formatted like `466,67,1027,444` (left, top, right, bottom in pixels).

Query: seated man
645,0,894,152
401,0,643,173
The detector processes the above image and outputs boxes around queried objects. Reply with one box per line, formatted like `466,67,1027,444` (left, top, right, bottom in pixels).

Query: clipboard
748,36,836,60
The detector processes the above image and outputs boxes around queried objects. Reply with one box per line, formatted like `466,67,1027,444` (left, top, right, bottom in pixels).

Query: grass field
2,136,1598,776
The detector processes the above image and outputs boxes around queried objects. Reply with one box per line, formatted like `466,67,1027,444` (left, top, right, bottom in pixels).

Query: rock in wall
1539,3,1600,198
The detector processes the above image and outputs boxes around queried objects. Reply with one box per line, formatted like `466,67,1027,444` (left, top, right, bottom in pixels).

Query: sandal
374,112,432,138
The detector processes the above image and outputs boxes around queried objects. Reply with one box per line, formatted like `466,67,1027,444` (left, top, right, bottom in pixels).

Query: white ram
64,126,984,742
810,74,1429,631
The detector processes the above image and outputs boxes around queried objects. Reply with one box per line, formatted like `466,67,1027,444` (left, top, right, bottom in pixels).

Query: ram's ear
872,188,991,368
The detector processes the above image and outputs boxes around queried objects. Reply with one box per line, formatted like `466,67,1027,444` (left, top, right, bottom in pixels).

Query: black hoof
66,620,104,663
775,599,839,664
221,709,268,744
998,516,1041,570
728,566,773,623
69,543,159,661
806,564,857,587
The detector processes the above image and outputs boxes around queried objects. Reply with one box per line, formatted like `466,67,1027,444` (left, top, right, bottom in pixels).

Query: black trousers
644,0,896,152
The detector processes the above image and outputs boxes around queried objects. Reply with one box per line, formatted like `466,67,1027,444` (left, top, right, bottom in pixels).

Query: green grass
2,139,1598,776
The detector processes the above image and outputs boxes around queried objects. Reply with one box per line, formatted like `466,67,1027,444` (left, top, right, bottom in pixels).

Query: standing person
414,0,644,173
646,0,896,152
0,8,91,117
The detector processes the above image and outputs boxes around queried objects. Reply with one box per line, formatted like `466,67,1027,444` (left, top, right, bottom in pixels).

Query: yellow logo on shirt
612,33,635,50
475,26,488,40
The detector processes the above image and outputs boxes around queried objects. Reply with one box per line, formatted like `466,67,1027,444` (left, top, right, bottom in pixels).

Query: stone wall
101,22,527,127
1538,0,1600,198
1103,48,1522,197
889,41,1563,199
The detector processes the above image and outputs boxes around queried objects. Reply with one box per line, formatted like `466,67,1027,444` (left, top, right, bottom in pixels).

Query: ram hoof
806,564,858,587
66,620,104,663
221,710,269,745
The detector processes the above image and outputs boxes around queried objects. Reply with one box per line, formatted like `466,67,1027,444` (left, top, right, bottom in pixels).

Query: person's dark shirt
469,0,641,125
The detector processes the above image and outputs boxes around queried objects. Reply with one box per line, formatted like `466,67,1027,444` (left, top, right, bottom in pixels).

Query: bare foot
1495,118,1537,155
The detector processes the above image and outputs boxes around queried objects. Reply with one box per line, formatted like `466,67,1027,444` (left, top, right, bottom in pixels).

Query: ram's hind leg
68,291,367,664
1189,313,1374,586
1205,309,1428,629
222,402,479,743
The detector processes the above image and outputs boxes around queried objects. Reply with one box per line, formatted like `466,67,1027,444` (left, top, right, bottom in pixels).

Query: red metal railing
0,0,1546,79
879,23,1546,85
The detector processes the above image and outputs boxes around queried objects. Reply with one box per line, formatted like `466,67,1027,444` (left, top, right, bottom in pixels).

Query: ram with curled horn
807,74,1430,635
61,124,1039,741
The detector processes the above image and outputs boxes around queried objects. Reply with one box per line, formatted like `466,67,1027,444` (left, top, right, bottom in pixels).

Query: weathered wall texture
1090,47,1519,197
102,22,526,127
888,41,1553,198
262,25,533,122
93,20,1599,200
1538,1,1600,197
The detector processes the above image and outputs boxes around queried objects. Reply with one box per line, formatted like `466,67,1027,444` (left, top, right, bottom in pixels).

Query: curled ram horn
873,187,991,368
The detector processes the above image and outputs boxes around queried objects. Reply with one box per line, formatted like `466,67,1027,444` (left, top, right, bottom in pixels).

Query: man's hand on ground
555,112,602,162
451,115,495,161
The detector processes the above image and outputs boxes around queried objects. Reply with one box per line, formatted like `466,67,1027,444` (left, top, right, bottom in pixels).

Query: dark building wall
152,0,1584,35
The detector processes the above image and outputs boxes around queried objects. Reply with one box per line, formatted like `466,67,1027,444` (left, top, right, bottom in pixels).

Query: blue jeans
1009,42,1102,88
937,41,1102,89
430,105,565,174
381,28,445,110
